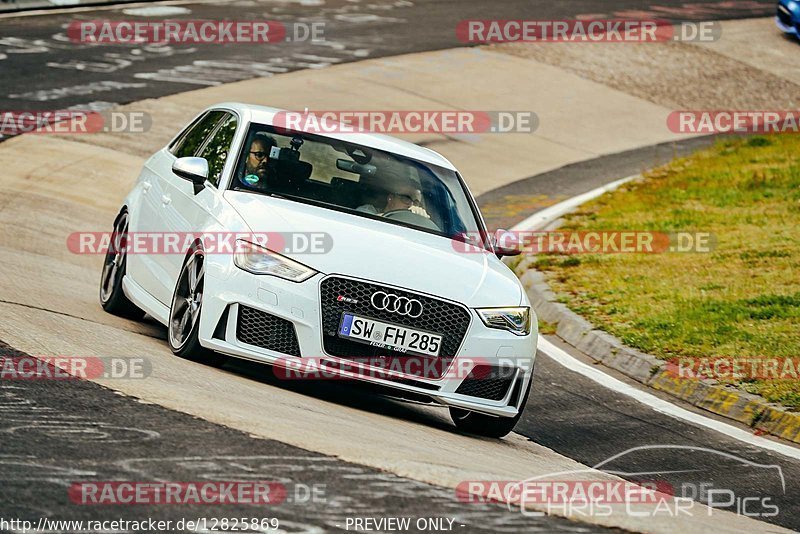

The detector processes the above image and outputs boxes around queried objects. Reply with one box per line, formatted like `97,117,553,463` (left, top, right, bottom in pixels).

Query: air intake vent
455,365,516,401
237,306,301,357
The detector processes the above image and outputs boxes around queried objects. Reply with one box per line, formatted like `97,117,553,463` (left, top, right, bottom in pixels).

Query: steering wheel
382,209,440,231
382,209,412,218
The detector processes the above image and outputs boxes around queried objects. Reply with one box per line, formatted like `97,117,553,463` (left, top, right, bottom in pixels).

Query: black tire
450,377,533,438
167,244,226,367
99,210,145,319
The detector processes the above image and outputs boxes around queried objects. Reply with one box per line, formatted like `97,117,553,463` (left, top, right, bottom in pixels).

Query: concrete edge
513,187,800,446
0,0,180,16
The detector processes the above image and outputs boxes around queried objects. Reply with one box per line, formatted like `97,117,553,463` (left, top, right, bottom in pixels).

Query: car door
127,112,213,303
125,152,167,301
159,111,239,305
139,110,227,305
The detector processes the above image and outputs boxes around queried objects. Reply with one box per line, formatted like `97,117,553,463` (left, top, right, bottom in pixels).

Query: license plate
339,314,442,357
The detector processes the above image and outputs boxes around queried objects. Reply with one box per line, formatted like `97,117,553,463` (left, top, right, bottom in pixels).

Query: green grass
538,318,558,335
530,135,800,409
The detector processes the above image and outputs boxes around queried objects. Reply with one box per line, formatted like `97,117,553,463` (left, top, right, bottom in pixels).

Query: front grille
237,305,301,357
320,276,471,379
455,365,516,401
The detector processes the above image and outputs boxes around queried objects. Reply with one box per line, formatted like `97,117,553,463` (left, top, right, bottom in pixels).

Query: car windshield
230,123,489,248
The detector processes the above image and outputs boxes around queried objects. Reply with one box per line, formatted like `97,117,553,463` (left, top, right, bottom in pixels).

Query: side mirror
494,229,522,258
172,157,209,195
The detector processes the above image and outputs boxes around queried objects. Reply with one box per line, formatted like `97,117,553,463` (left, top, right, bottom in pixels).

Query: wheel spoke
187,259,197,291
105,262,118,291
111,218,127,255
179,306,192,338
173,296,190,315
192,261,205,292
189,294,202,327
101,261,114,290
172,306,189,343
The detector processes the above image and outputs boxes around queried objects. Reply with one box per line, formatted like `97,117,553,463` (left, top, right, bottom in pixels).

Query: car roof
215,102,458,171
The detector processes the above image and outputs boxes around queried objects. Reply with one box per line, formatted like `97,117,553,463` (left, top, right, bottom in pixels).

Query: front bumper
198,266,536,418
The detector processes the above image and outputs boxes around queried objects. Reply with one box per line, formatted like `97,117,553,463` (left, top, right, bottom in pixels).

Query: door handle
161,195,171,206
142,181,151,193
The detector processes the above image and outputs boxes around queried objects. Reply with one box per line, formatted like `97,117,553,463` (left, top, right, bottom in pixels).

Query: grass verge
531,135,800,409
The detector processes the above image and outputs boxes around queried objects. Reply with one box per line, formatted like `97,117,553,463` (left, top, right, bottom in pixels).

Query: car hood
224,191,523,307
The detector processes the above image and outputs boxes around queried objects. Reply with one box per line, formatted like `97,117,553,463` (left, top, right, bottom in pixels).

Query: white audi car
100,103,537,437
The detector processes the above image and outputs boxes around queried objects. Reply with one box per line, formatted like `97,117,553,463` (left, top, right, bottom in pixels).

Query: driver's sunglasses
250,151,269,160
393,193,421,207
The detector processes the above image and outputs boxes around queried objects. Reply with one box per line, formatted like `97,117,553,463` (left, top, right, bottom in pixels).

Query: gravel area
492,28,800,110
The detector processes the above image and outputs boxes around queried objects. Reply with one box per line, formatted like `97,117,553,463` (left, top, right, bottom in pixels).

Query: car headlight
477,307,531,336
234,239,318,282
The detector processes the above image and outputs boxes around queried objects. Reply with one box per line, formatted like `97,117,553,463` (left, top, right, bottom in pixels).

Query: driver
384,186,422,213
385,184,430,219
357,171,429,218
240,133,277,188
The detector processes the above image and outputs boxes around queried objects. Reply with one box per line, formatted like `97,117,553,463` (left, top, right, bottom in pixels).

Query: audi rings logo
370,291,424,318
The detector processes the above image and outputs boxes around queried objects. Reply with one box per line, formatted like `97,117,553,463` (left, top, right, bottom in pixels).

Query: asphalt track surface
1,0,798,533
0,342,599,533
0,0,776,112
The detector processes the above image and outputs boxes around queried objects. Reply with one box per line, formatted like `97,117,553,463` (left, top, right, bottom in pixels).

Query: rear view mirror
172,157,208,195
336,159,377,176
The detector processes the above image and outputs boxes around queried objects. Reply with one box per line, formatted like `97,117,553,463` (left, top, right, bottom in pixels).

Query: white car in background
99,102,536,438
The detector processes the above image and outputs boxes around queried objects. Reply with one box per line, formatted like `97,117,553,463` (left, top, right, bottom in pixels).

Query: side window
171,111,225,158
198,114,237,187
169,114,203,154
